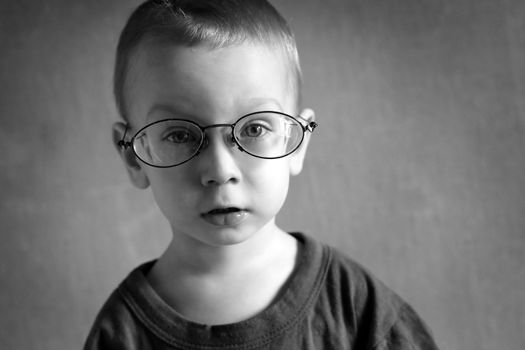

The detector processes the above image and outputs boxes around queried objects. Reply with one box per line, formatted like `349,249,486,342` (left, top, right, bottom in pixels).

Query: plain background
1,0,524,349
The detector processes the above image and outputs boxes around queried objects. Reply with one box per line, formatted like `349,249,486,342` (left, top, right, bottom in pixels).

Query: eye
240,121,271,138
163,128,198,144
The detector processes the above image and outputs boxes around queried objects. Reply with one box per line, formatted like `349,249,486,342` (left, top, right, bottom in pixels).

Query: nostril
199,150,242,187
204,175,240,187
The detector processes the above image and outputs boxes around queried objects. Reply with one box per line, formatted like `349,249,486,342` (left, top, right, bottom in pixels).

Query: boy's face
116,42,312,247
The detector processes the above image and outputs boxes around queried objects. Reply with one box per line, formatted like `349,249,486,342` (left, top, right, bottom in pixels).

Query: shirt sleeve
371,303,440,350
327,247,440,350
83,289,149,350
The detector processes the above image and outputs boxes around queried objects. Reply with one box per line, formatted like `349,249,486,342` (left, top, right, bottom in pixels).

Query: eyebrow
146,104,197,122
244,98,283,111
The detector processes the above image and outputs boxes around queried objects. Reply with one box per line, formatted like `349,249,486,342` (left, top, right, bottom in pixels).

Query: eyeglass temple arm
117,124,132,149
296,115,318,133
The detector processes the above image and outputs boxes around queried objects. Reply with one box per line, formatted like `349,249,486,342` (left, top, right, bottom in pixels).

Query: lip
200,207,249,226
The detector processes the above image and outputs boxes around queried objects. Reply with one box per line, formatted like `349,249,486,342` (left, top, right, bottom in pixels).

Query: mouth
201,207,248,226
206,207,243,215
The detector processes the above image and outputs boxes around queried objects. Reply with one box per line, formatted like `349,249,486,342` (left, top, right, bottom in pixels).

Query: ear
112,122,150,189
289,108,316,176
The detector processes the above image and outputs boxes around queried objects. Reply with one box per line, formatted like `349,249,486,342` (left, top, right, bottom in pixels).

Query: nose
198,128,242,186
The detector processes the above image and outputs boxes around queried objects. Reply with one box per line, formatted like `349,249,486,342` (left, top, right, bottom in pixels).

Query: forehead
124,41,295,126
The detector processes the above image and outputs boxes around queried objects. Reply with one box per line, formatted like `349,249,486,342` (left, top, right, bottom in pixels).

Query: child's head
113,0,316,247
114,0,303,120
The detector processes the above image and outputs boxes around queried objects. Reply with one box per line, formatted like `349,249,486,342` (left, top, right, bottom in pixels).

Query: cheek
245,159,291,203
146,168,197,213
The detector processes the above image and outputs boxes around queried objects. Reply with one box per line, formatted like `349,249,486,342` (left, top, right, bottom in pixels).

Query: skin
113,41,315,325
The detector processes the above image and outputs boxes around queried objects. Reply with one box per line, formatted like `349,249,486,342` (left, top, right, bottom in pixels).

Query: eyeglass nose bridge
198,123,243,153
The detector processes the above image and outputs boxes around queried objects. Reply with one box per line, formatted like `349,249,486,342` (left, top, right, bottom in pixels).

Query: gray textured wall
1,1,524,349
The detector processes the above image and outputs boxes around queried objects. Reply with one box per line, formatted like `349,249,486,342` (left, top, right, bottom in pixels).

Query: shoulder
317,241,401,309
83,262,156,350
308,237,439,349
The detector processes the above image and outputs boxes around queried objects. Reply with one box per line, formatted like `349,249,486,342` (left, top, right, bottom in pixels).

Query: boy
85,0,440,349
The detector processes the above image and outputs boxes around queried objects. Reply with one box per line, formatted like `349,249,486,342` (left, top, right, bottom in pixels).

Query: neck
157,221,293,277
147,222,299,325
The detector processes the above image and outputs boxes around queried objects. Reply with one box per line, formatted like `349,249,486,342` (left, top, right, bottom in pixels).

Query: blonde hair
114,0,302,120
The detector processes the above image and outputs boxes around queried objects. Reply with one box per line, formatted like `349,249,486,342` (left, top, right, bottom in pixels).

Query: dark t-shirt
84,233,439,349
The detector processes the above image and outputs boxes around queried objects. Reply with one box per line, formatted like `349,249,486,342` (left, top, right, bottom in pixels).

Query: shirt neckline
118,232,332,349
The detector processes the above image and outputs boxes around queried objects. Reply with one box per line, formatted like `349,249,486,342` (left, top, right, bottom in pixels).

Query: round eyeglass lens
133,119,204,167
233,112,304,158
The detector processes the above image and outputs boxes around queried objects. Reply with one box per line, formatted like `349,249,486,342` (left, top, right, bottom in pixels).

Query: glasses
118,111,318,168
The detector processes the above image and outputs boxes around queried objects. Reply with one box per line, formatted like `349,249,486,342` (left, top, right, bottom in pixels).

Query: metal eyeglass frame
118,110,318,168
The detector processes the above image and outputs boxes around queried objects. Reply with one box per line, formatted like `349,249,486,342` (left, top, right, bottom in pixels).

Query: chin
196,226,258,247
172,217,277,248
